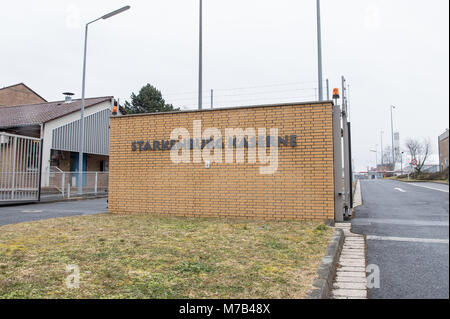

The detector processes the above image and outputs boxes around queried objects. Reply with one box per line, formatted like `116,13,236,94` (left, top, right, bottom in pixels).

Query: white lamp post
78,5,130,194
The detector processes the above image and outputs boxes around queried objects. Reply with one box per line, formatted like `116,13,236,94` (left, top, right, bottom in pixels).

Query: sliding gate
0,132,42,202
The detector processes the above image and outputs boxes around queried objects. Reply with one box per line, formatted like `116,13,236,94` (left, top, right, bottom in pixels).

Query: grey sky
1,0,448,171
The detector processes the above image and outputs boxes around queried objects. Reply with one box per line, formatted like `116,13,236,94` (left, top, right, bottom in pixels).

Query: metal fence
0,132,42,202
41,171,108,199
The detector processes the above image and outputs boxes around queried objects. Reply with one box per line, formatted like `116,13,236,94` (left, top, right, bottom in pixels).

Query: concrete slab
332,289,367,298
333,282,367,290
335,276,367,283
339,261,366,267
340,255,365,260
338,266,366,272
333,296,367,299
336,271,366,278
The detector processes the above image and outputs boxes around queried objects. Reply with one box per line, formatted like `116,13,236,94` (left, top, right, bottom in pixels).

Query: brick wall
109,102,335,221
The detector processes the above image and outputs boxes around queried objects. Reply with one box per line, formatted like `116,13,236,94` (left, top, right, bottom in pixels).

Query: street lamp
316,0,323,101
78,5,130,195
390,105,396,167
401,151,405,175
370,149,377,168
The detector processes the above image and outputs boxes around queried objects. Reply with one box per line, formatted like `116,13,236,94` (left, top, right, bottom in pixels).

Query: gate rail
0,132,42,202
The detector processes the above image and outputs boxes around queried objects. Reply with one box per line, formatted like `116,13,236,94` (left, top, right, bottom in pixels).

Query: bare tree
405,138,432,176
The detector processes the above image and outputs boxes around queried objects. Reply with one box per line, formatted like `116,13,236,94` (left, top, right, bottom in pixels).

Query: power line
164,87,317,102
163,79,327,97
178,94,317,109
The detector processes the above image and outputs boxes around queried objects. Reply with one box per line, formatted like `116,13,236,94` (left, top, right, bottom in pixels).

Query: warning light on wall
112,101,118,116
332,88,340,99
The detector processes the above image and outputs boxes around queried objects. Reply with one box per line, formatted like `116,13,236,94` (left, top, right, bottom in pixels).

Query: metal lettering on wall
131,135,298,152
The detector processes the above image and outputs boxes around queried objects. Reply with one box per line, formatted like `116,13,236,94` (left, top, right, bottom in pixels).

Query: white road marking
367,235,449,244
394,187,406,192
353,218,449,227
409,183,449,193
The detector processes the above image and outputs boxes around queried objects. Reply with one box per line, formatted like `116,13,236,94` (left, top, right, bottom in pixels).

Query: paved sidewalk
331,222,368,299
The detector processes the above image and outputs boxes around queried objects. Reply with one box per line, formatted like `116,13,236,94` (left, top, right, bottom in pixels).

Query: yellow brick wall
109,102,335,221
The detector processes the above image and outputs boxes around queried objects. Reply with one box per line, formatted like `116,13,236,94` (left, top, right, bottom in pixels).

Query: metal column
341,76,352,217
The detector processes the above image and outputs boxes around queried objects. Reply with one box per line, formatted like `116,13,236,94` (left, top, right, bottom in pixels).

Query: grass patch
0,213,333,299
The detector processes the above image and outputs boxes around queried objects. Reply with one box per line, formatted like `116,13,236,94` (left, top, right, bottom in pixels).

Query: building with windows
438,129,449,172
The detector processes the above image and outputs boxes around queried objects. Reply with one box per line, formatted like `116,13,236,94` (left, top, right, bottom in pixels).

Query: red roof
0,97,112,128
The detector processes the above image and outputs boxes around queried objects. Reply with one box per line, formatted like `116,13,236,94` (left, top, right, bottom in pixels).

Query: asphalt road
352,180,449,299
0,198,108,226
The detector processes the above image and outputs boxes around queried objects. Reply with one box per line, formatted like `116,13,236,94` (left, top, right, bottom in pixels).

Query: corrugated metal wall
52,109,110,156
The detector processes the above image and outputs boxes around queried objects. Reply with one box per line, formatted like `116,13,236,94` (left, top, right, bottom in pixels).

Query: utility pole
401,151,404,175
198,0,203,110
390,105,396,167
341,76,351,217
316,0,323,101
370,149,377,168
380,130,384,166
375,144,378,166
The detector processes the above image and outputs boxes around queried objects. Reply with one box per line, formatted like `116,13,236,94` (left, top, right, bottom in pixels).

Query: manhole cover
21,210,43,213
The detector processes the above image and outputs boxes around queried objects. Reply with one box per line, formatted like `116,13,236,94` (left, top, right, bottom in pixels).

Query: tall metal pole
77,6,130,195
375,144,378,166
316,0,323,101
198,0,203,110
341,76,351,217
326,79,329,100
78,24,89,195
390,105,395,166
210,89,213,109
380,130,384,166
370,149,378,167
401,152,404,175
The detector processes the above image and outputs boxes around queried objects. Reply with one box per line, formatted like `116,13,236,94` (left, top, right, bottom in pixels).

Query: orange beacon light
112,101,118,116
332,88,340,99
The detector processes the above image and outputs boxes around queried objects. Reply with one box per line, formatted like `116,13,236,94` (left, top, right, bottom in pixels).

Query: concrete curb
40,194,108,204
307,228,345,299
0,195,108,207
396,179,449,185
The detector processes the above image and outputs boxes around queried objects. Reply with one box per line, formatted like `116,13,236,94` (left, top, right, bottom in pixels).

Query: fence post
94,172,98,195
68,183,71,198
11,136,17,200
61,172,65,198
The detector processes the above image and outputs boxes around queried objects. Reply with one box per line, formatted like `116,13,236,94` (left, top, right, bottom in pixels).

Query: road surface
0,198,107,226
352,180,449,299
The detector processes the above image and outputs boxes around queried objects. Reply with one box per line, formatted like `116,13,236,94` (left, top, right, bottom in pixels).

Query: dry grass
0,213,333,299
